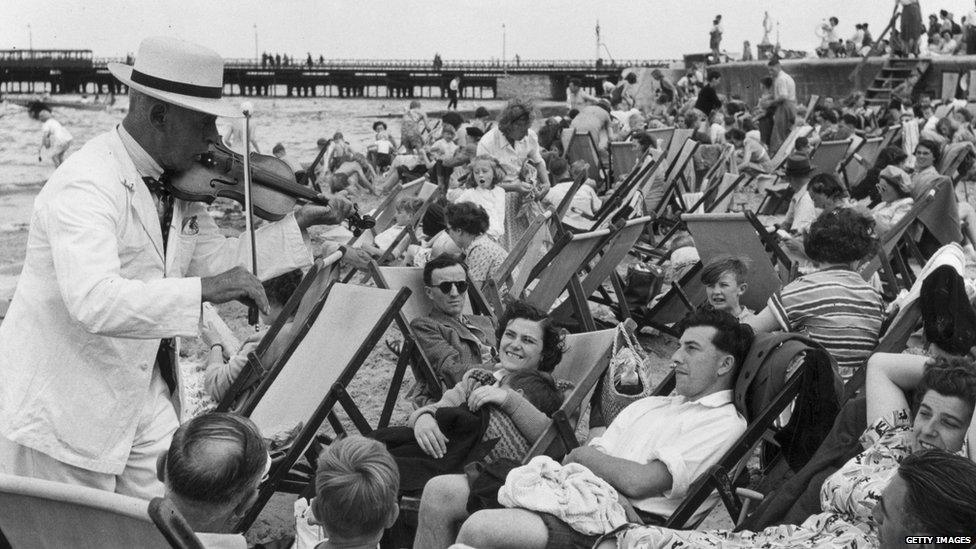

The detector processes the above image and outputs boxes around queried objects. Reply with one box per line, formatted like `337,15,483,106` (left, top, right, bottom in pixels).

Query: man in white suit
0,37,356,499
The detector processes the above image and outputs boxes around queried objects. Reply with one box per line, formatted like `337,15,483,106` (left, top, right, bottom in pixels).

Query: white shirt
196,533,247,549
449,78,460,91
545,182,602,230
588,390,746,523
784,181,819,234
477,126,544,182
456,186,506,239
42,118,73,148
773,71,797,103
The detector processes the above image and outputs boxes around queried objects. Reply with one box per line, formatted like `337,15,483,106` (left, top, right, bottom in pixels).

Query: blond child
455,155,507,240
358,196,425,260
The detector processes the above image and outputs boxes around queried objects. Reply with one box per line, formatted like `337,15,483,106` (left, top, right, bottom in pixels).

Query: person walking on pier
447,75,461,111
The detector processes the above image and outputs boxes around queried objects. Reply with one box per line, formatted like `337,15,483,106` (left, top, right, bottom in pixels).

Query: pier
0,49,671,100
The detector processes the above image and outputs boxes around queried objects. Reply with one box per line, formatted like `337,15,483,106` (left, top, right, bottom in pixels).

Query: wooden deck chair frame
368,261,496,428
681,212,793,311
342,183,441,283
857,189,936,296
513,225,617,316
809,139,855,175
653,139,701,220
768,126,808,171
646,127,677,153
234,283,411,530
215,252,344,412
483,211,555,312
518,328,618,462
589,150,663,230
552,216,655,331
877,124,902,151
841,136,884,190
0,474,205,549
938,141,976,184
564,130,610,188
552,169,587,222
610,141,642,181
361,176,429,241
632,262,706,336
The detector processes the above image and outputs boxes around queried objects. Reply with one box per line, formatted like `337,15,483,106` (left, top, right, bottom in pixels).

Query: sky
5,1,976,62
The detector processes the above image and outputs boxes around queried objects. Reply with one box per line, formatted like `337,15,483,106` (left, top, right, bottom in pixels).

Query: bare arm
564,446,673,499
865,352,927,426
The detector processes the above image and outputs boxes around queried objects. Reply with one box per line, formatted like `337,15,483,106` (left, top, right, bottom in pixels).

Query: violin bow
241,103,261,328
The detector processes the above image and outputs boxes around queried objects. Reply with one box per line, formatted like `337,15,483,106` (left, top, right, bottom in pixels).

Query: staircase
864,58,931,107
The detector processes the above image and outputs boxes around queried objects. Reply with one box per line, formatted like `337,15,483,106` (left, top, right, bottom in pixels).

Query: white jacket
0,129,311,474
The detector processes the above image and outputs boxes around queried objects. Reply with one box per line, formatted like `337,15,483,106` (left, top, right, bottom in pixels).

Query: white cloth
42,118,73,149
545,182,602,230
456,186,507,239
588,390,746,523
449,77,460,92
372,223,407,251
0,127,312,475
499,455,627,535
476,126,544,182
783,182,818,234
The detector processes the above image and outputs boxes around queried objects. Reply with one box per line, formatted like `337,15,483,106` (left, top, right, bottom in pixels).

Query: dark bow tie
142,172,173,198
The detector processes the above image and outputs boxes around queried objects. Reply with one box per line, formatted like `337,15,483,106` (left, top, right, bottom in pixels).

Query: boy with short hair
307,436,400,549
543,158,603,231
699,256,754,321
358,196,425,260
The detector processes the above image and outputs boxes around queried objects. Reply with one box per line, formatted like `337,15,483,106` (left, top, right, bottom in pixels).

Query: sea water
0,95,520,188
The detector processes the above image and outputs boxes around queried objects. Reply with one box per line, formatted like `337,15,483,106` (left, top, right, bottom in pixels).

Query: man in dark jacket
694,70,723,117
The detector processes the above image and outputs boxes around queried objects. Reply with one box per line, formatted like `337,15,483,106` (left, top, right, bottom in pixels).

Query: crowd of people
6,32,976,549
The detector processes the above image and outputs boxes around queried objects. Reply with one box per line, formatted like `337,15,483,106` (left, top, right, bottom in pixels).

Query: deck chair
682,212,790,311
809,139,853,174
632,262,707,336
941,72,961,103
653,139,701,220
552,216,655,330
565,130,609,186
484,211,555,312
519,328,618,461
877,124,902,151
857,189,937,295
938,141,976,183
662,334,841,529
768,127,807,171
234,283,411,530
841,136,884,189
0,474,204,549
214,252,345,413
664,128,694,164
589,151,664,231
366,177,432,237
646,127,676,152
368,262,496,426
610,141,641,181
515,226,617,318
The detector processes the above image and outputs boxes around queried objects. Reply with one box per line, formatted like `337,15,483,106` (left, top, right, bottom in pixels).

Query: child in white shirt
30,103,73,167
543,158,603,231
359,196,426,260
455,155,507,240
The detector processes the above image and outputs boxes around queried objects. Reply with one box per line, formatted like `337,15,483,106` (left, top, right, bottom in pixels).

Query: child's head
701,256,750,315
501,370,563,417
261,269,304,323
568,160,593,186
394,197,425,225
794,136,811,154
469,155,503,189
312,436,399,543
372,121,387,133
547,156,570,180
440,125,456,143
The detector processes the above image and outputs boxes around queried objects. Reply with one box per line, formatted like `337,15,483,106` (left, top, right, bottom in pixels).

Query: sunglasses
429,281,469,294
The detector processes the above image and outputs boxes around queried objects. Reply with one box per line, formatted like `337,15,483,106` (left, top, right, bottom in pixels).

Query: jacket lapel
109,132,165,266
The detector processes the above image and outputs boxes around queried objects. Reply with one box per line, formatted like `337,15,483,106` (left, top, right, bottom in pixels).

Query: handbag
622,263,663,312
599,323,654,425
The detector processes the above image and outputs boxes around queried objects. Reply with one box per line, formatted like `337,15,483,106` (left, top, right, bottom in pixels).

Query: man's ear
156,453,167,483
424,286,435,300
232,483,261,519
385,500,400,529
717,354,735,377
738,282,748,296
149,102,168,129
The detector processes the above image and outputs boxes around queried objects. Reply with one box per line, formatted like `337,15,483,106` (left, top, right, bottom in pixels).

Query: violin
170,142,324,221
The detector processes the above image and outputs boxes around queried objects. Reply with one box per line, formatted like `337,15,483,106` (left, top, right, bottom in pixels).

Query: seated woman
807,172,852,215
850,146,907,207
746,209,885,382
728,127,773,175
605,356,976,548
445,201,508,284
410,299,564,466
872,165,916,235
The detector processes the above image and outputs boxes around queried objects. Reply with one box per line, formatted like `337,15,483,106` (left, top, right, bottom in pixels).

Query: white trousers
0,368,178,500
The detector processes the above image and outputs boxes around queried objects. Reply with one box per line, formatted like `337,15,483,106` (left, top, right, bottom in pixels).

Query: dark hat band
130,69,223,99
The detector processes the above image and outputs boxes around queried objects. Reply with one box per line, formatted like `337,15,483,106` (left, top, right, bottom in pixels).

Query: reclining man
414,310,754,549
409,255,497,403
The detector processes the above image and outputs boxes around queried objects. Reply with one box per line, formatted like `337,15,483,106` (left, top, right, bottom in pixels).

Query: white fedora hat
108,36,242,118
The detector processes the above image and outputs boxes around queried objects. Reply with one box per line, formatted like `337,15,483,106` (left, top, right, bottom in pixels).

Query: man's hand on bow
294,194,353,229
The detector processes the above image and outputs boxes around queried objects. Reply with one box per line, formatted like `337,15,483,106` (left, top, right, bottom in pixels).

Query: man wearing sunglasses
410,256,497,403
